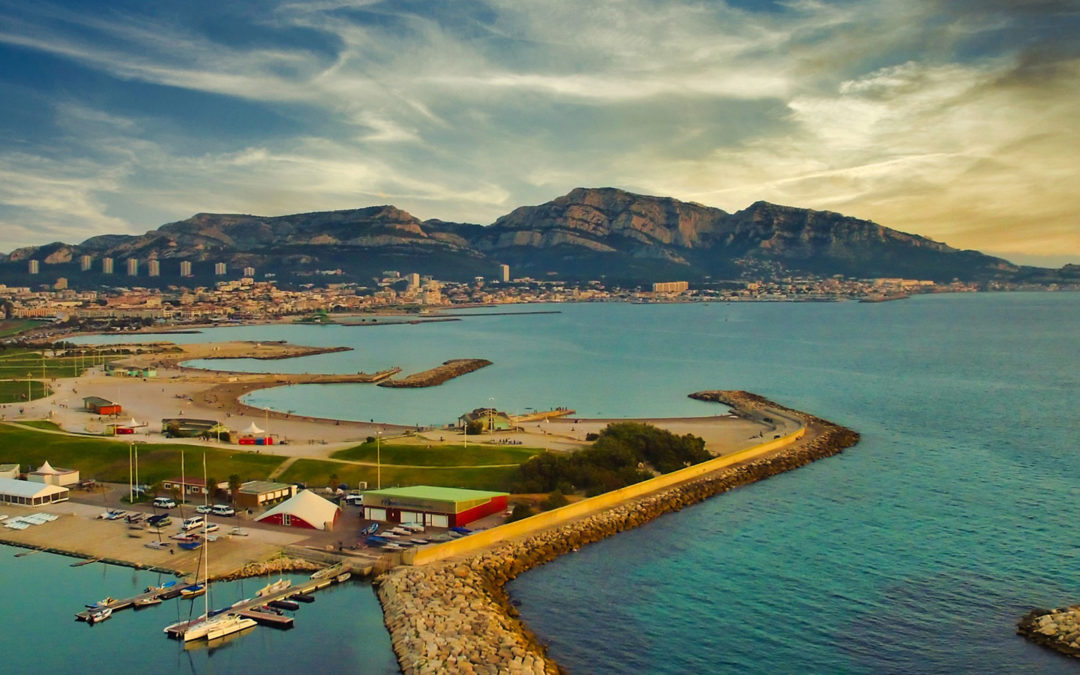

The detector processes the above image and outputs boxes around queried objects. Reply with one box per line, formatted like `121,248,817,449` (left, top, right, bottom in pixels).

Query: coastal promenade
375,391,860,674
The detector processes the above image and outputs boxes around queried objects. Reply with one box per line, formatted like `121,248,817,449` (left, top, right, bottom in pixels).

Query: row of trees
513,422,711,497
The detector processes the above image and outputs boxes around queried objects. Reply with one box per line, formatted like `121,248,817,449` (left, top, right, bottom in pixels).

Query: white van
153,497,176,509
181,515,205,531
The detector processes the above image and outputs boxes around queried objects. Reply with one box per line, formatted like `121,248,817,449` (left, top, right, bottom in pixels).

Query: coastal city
0,263,993,333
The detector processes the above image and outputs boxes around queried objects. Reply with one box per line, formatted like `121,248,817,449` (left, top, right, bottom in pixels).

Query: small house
83,396,122,416
457,407,513,432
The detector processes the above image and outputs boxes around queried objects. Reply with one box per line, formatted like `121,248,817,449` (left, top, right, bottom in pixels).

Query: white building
0,477,70,506
27,460,80,487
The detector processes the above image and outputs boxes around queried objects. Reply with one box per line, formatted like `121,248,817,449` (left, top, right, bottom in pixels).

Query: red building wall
453,495,508,527
257,513,317,529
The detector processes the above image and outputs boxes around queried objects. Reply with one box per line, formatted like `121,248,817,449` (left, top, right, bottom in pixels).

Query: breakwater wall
376,391,860,674
1018,605,1080,660
378,358,492,388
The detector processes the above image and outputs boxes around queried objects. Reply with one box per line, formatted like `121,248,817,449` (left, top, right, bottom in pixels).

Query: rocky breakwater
376,391,859,673
212,554,322,582
378,359,492,388
1018,605,1080,659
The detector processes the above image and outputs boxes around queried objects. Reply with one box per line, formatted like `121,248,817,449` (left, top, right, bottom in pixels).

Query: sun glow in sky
0,0,1077,266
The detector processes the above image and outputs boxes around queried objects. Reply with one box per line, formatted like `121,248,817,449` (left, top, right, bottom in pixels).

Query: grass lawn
0,423,283,485
331,441,542,466
0,320,41,338
0,379,51,403
279,458,519,492
0,348,114,380
13,420,62,430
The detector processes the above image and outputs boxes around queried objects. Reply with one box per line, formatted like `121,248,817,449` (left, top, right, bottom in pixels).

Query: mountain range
1,187,1074,287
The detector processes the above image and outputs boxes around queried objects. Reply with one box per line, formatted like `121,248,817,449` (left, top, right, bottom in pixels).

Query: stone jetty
375,391,860,674
378,359,493,388
1018,605,1080,659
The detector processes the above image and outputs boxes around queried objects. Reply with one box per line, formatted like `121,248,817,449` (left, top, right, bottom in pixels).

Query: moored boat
87,606,112,624
206,615,257,641
256,578,292,597
180,584,205,599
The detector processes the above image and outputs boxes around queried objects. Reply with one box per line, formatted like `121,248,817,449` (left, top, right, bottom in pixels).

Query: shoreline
374,391,860,674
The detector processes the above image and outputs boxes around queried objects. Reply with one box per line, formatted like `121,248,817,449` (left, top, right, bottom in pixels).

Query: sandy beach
2,339,778,459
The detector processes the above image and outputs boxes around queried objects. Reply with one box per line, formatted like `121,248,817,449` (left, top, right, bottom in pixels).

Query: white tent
35,460,60,474
126,418,141,428
257,490,340,531
243,422,265,435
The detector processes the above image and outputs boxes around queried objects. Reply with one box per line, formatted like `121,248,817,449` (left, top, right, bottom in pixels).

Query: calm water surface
0,551,397,674
70,293,1079,672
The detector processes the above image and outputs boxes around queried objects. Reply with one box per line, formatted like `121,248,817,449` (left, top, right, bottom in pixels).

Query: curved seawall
375,391,860,674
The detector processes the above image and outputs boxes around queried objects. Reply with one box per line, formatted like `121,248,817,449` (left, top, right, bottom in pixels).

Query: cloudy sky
0,0,1077,266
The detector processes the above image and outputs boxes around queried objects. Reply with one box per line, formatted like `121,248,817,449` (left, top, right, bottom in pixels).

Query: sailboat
172,454,257,644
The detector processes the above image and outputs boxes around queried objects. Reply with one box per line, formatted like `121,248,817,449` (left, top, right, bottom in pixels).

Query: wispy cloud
0,0,1076,264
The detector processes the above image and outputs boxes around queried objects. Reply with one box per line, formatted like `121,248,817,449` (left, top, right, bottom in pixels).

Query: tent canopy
257,490,340,530
243,422,265,435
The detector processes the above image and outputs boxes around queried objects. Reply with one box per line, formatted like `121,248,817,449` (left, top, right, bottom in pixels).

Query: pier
74,562,354,630
163,563,354,639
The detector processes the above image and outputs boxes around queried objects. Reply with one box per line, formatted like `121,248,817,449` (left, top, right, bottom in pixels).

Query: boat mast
202,452,209,619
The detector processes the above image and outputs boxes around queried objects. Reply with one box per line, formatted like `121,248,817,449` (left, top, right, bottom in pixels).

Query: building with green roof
362,485,508,528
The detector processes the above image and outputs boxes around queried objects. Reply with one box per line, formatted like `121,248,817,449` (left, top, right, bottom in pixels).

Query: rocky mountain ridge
1,188,1072,286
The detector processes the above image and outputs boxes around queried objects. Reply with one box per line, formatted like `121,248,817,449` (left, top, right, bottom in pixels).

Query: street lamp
376,429,382,490
26,372,32,402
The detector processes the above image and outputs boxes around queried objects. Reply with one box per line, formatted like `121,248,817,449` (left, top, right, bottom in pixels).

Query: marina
163,564,352,640
75,561,353,637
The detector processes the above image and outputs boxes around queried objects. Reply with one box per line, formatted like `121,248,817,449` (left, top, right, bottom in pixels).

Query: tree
541,490,568,511
506,504,535,523
465,419,483,436
205,476,219,501
228,474,242,503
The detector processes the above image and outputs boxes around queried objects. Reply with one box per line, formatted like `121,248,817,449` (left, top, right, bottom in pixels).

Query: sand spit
374,391,860,674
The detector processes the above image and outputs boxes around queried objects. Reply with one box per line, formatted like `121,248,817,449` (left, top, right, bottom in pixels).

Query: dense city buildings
0,270,988,334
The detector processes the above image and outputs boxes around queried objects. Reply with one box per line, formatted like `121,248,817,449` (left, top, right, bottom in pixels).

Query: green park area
331,440,540,466
0,319,41,339
0,422,282,488
0,347,121,403
278,458,521,492
0,423,541,494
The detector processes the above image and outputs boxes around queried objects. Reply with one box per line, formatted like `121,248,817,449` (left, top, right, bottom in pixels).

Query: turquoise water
0,549,398,673
69,293,1080,671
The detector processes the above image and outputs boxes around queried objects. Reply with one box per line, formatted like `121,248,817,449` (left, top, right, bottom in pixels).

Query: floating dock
164,563,352,639
77,562,353,626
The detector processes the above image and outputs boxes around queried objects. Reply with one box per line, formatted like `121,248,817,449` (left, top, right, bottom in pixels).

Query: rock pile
1018,605,1080,659
213,554,322,582
376,392,860,673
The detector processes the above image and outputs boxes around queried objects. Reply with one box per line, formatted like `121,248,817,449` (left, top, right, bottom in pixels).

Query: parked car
211,504,235,517
153,497,177,509
181,515,205,531
195,505,212,514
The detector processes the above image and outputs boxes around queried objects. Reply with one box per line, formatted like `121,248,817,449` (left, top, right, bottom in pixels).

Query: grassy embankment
0,320,42,339
279,441,542,491
0,424,543,492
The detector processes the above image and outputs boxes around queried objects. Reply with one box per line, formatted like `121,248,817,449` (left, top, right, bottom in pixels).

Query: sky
0,0,1077,267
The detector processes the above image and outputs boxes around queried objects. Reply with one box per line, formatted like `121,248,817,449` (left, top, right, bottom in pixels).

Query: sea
48,292,1080,672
